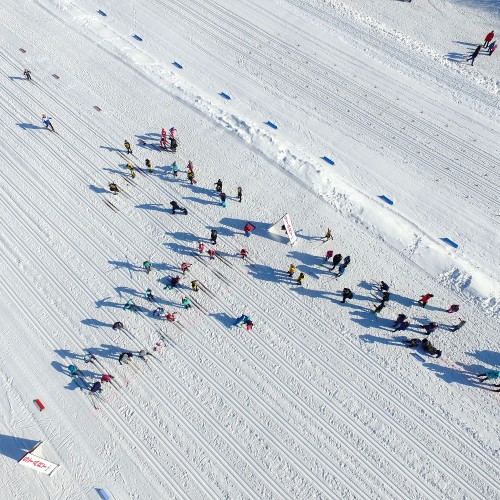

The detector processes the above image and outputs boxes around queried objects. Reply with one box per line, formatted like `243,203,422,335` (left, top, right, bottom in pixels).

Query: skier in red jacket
483,30,495,48
418,293,434,308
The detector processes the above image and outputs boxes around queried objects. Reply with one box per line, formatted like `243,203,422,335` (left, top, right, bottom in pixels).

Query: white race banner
282,213,297,245
19,448,59,475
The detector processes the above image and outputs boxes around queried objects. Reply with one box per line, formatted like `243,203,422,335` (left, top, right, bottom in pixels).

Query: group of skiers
466,30,497,66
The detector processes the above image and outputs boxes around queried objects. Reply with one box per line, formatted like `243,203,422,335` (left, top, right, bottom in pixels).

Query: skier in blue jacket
41,114,54,131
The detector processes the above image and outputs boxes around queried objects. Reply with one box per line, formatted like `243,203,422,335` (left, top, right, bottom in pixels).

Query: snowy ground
0,0,499,498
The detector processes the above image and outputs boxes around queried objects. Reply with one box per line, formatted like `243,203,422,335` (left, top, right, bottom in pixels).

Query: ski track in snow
0,0,499,498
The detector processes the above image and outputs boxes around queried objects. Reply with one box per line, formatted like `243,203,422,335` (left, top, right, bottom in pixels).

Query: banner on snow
269,214,297,245
18,442,59,475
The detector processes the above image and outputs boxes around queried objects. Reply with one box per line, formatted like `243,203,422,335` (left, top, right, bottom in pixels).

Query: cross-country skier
143,260,153,274
137,349,152,362
240,249,248,259
447,304,460,313
417,293,434,308
191,280,199,292
167,312,177,322
392,321,410,333
237,187,242,202
208,249,216,260
145,159,152,172
379,281,390,292
23,69,31,80
90,381,102,393
466,45,482,66
343,256,351,267
336,263,347,277
210,229,218,245
215,179,223,192
380,291,390,303
160,129,167,149
330,254,342,271
123,299,137,311
127,162,135,178
168,276,181,288
421,338,442,358
288,264,296,277
41,114,54,131
323,228,333,241
477,370,500,382
153,307,165,318
325,250,334,261
181,262,192,274
341,288,353,303
169,127,177,138
198,242,205,253
450,318,466,332
171,161,179,177
187,160,194,172
234,314,250,327
181,297,192,309
220,192,227,206
419,322,438,335
392,314,407,329
297,272,305,285
145,288,154,301
109,182,119,194
118,352,134,365
84,353,97,364
243,223,255,237
483,30,495,48
124,140,132,154
68,365,81,378
245,319,253,331
404,338,421,348
187,170,195,184
170,201,183,214
489,40,497,55
170,137,177,152
101,374,114,383
112,321,124,331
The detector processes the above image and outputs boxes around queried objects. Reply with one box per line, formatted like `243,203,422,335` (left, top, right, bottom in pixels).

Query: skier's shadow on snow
17,123,44,130
247,264,289,283
164,231,198,243
296,232,323,242
81,318,114,329
287,250,330,277
95,297,123,310
89,184,108,194
164,241,197,257
184,184,214,197
183,196,219,206
9,76,26,81
359,334,404,346
100,145,123,153
422,363,482,387
136,203,169,213
209,312,235,328
91,344,123,361
350,310,388,329
453,40,482,47
446,52,468,62
0,434,40,461
103,167,128,177
292,286,337,301
219,217,270,240
466,349,500,367
108,260,143,272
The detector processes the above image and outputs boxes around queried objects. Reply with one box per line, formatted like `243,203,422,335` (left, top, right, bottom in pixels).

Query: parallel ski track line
150,0,500,212
1,44,498,496
0,77,390,496
0,108,290,499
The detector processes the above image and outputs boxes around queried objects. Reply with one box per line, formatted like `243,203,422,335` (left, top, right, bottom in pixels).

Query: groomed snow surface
0,0,499,498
